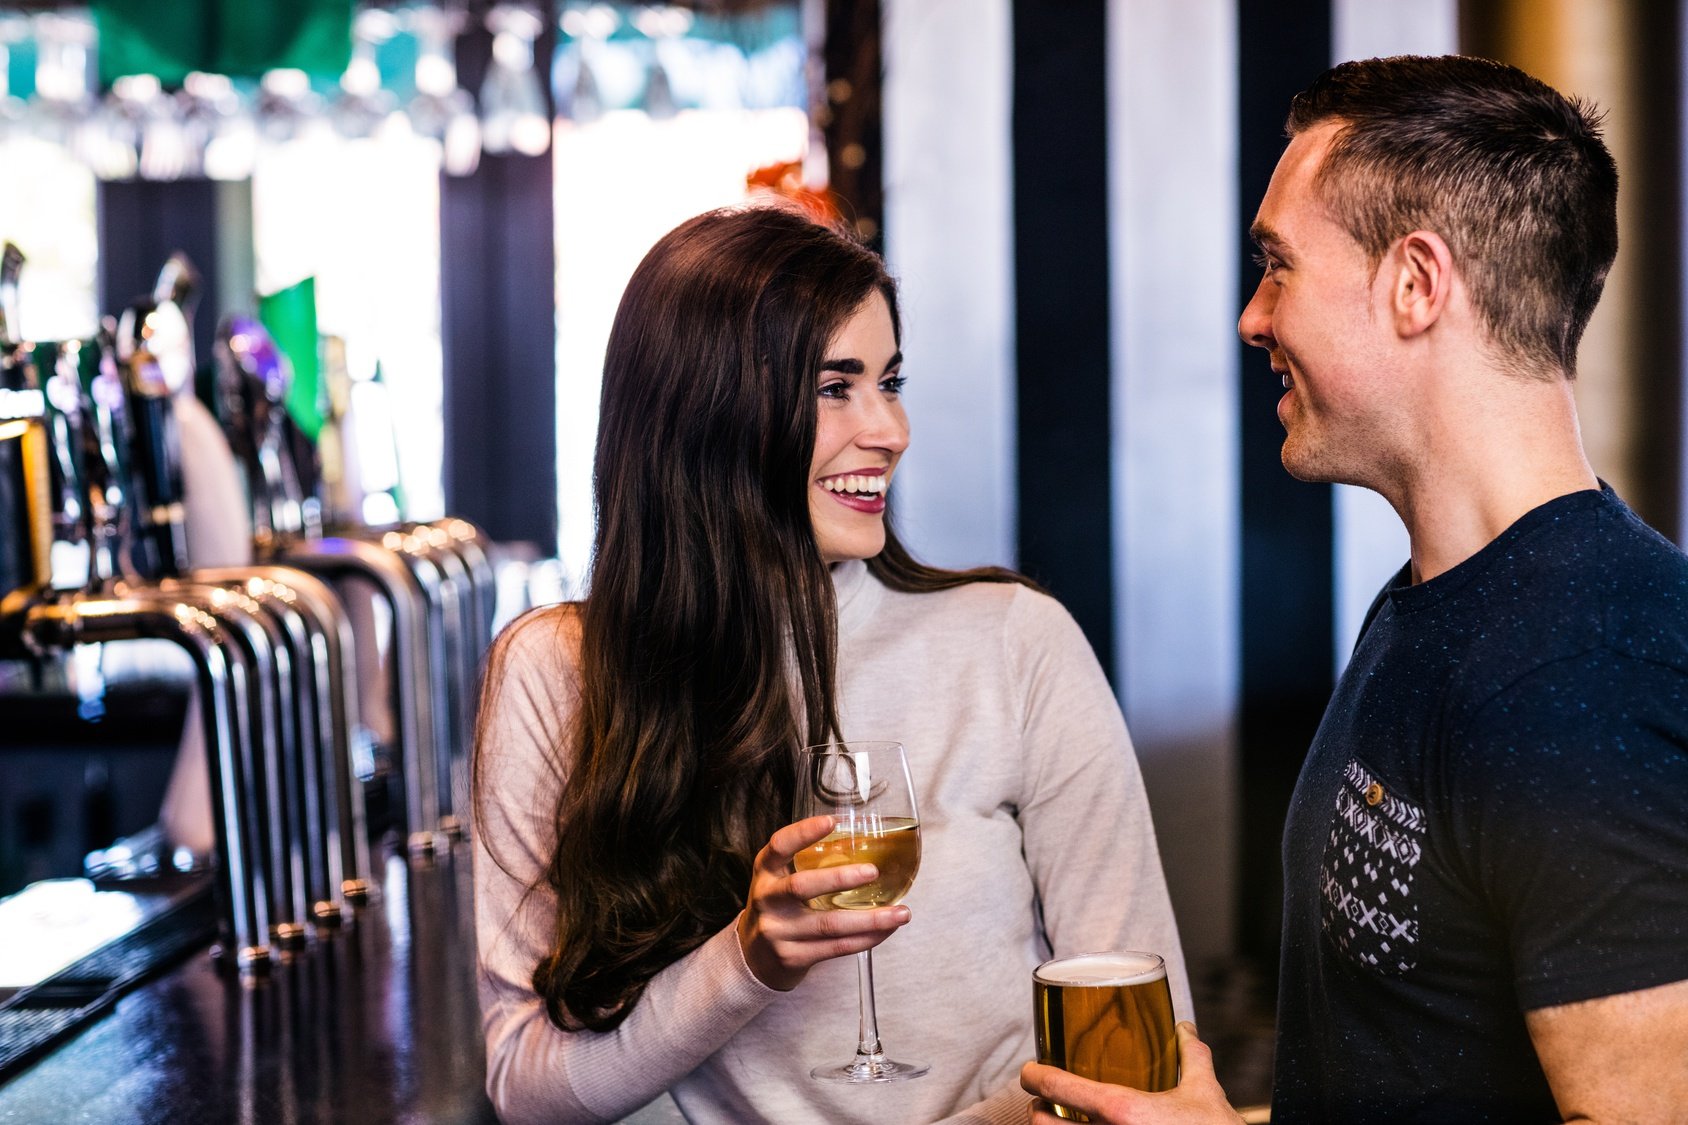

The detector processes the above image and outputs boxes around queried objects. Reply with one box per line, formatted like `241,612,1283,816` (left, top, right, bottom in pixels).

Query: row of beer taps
0,246,495,976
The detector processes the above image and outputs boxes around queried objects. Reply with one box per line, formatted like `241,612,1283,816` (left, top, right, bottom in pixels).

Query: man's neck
1388,371,1598,584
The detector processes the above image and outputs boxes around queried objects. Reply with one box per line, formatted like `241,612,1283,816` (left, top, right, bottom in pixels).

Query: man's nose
1237,275,1276,350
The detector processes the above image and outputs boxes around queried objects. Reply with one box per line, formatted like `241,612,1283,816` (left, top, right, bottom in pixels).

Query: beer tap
0,244,55,658
101,263,356,946
112,269,190,580
216,314,451,855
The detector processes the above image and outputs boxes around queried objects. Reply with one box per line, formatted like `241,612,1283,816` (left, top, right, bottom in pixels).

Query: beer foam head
1034,951,1166,987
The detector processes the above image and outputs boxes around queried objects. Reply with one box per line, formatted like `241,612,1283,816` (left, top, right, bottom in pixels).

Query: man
1024,55,1688,1123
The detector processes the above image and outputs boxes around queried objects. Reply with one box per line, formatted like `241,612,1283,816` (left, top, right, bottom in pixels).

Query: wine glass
796,740,929,1083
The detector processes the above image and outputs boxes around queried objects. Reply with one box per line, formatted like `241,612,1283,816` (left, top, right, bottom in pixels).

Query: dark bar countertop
0,849,497,1125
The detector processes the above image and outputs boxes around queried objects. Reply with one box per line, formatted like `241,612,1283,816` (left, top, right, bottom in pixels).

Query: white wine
793,817,921,909
1034,952,1178,1120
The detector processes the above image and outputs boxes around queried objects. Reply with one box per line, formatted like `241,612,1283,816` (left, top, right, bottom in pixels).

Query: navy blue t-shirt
1272,487,1688,1123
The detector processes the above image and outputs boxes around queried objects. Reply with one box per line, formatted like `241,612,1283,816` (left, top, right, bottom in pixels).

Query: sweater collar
830,558,880,638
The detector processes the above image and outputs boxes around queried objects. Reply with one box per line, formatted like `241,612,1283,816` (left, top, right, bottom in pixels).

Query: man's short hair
1287,54,1618,379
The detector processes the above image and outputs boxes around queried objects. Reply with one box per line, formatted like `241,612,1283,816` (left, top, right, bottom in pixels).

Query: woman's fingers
760,815,835,869
773,901,909,940
785,862,879,903
739,815,913,990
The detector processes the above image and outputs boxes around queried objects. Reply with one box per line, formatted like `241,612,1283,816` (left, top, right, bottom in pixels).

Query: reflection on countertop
0,849,495,1125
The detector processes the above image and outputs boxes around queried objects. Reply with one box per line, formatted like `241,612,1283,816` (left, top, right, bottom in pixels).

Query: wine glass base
810,1055,930,1083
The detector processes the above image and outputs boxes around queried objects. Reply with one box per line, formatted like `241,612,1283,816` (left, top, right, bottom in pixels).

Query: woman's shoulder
479,602,584,758
878,573,1085,649
488,601,583,679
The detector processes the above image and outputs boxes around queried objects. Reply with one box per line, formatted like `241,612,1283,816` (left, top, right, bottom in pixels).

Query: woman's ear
1389,229,1454,339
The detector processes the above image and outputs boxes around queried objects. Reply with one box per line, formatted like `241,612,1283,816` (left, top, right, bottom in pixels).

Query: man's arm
1525,977,1688,1124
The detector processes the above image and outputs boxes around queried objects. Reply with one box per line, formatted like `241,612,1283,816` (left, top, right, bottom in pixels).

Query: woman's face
809,290,909,565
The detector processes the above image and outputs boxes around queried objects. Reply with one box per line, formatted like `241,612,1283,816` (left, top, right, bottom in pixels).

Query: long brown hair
489,205,1031,1032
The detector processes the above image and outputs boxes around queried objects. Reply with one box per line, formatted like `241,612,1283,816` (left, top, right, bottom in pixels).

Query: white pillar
881,0,1016,569
1109,0,1240,963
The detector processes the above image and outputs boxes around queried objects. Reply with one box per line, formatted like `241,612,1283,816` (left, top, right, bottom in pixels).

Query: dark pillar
97,178,234,367
441,8,558,549
1237,0,1335,961
822,0,883,248
1010,0,1115,684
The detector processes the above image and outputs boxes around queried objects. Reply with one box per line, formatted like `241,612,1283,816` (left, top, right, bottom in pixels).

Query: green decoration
94,0,354,87
258,277,323,441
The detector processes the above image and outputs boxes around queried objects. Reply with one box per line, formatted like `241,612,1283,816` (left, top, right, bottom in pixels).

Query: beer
1034,951,1178,1121
793,816,920,909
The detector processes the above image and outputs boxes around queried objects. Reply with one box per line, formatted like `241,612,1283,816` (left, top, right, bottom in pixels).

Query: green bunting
258,277,322,440
93,0,354,87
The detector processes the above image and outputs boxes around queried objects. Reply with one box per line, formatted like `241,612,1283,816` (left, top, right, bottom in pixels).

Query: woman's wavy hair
505,204,1033,1031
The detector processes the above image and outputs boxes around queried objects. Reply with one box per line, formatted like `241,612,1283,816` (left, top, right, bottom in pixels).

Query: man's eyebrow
1250,221,1292,259
819,350,903,376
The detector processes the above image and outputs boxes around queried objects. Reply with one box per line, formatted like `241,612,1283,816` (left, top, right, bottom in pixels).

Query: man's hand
735,814,912,991
1020,1023,1246,1124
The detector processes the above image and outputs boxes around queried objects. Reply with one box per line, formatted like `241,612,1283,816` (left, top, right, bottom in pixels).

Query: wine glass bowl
798,740,929,1083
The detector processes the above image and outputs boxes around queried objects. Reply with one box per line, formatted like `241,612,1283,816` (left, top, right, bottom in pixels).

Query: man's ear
1389,230,1454,338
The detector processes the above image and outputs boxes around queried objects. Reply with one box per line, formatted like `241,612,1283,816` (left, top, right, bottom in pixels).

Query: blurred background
0,0,1680,1113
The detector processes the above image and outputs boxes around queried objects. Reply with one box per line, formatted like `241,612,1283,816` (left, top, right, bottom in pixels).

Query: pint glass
1033,951,1178,1120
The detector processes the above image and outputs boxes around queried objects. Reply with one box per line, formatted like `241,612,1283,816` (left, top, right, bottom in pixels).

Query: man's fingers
1020,1061,1139,1119
762,815,835,867
1174,1021,1215,1081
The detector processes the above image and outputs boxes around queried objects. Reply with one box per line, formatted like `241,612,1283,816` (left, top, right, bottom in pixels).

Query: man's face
1238,121,1406,487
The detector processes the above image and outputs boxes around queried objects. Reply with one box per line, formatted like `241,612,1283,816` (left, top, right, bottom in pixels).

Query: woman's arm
474,607,911,1124
472,608,780,1123
1007,590,1192,1017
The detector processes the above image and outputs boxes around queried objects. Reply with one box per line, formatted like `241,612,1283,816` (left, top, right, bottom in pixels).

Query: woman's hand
735,814,912,991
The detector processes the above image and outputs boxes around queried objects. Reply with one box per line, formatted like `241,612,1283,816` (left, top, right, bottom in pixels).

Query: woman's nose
857,396,909,452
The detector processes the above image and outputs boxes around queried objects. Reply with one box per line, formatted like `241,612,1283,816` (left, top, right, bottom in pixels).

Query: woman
474,205,1189,1124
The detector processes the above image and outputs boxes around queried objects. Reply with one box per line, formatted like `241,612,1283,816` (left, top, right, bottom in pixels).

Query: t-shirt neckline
1387,485,1613,614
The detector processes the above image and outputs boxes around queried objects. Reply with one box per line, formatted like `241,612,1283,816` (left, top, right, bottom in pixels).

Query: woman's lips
816,470,889,514
823,488,887,514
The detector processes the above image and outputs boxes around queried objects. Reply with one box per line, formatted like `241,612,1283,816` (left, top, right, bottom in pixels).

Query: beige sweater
474,560,1191,1125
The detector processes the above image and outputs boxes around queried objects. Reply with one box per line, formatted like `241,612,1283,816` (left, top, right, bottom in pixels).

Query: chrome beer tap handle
276,536,443,858
24,595,273,974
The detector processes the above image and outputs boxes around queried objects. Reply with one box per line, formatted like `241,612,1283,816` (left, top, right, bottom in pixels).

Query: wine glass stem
855,949,885,1060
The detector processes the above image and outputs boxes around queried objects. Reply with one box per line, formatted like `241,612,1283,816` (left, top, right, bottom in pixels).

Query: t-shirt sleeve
1448,648,1688,1011
1004,588,1194,1022
472,607,781,1125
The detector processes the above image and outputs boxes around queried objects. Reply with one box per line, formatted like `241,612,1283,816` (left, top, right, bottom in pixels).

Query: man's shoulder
1471,493,1688,667
1593,501,1688,667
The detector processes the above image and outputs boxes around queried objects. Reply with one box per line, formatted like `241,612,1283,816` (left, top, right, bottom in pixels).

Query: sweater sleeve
1005,589,1194,1020
472,607,783,1124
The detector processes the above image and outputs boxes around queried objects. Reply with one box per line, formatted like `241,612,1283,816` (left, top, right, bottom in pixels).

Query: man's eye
1252,250,1280,274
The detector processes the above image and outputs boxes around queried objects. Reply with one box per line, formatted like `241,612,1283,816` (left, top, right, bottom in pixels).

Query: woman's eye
818,381,849,400
880,374,907,394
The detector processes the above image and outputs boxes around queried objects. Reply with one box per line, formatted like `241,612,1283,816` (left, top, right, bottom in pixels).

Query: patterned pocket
1318,758,1426,975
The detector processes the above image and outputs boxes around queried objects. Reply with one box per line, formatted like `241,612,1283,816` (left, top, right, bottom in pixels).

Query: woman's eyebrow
819,351,903,376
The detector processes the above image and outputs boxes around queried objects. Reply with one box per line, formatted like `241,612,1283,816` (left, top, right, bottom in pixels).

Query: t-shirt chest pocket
1319,757,1426,975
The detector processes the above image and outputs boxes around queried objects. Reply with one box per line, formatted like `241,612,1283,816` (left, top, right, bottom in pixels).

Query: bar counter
0,849,497,1124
